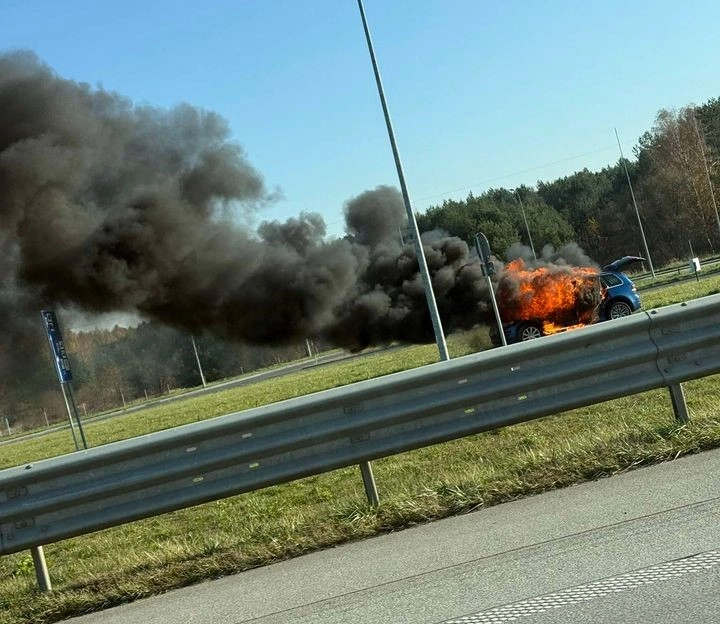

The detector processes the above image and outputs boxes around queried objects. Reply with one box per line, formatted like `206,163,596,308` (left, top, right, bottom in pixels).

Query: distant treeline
418,101,720,266
7,326,318,434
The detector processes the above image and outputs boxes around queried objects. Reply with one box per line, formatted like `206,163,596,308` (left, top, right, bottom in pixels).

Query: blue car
598,256,644,319
491,256,644,345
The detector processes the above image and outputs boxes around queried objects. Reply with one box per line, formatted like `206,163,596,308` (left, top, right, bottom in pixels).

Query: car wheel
517,322,543,341
608,300,633,319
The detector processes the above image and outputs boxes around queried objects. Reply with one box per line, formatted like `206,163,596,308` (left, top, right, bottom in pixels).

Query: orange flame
497,259,601,332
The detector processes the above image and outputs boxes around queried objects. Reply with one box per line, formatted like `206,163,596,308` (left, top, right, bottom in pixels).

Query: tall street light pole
191,335,207,388
357,0,449,362
692,108,720,241
614,128,655,277
515,190,536,260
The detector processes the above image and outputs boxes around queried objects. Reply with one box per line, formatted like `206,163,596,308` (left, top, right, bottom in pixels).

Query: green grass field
1,275,719,624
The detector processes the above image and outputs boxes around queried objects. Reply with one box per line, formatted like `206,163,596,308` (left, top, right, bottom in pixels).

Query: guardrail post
359,461,379,506
668,384,690,423
31,546,52,592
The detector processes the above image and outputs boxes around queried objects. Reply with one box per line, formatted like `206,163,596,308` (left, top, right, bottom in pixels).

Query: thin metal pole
692,109,720,241
191,335,207,388
359,461,380,506
668,383,690,423
615,128,655,277
305,338,318,363
64,383,88,450
41,310,83,449
689,240,700,282
357,0,449,362
60,384,81,451
475,234,506,346
31,546,52,592
515,191,536,260
487,280,506,346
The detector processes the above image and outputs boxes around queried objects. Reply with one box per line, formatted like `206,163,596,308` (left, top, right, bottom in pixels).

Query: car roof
602,256,645,272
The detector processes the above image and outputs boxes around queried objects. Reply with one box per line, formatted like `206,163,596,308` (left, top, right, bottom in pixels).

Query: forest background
4,100,720,433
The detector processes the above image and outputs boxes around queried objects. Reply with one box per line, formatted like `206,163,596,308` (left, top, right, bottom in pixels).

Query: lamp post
692,108,720,241
357,0,449,363
515,190,536,260
614,128,655,277
191,335,207,388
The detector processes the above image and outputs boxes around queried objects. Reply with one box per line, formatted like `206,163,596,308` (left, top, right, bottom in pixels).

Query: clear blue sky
2,0,719,238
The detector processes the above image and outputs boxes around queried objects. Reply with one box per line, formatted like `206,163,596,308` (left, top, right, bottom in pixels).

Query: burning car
490,256,644,345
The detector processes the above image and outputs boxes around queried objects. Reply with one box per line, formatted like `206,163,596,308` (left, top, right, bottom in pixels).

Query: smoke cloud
0,52,599,368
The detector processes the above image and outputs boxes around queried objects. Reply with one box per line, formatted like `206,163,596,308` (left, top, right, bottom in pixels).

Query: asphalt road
63,447,720,624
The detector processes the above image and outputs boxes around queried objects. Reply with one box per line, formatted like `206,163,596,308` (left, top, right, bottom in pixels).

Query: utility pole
615,128,655,277
515,190,536,260
191,335,207,388
357,0,449,362
692,108,720,241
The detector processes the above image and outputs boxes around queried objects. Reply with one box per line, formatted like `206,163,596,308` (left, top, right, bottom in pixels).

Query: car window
601,274,622,287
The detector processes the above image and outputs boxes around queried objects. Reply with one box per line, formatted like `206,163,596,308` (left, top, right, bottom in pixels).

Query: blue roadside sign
41,310,73,383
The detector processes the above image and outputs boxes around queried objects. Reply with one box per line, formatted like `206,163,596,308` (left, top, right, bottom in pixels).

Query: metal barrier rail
2,295,720,579
634,255,720,282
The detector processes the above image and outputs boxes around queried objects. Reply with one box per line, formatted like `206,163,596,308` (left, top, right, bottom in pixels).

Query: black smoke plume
1,52,600,370
0,51,492,354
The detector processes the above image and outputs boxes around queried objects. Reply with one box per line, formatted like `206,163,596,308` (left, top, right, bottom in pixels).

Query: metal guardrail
2,295,720,586
633,255,720,283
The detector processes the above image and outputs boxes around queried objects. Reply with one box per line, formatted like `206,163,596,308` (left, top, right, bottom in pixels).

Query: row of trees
418,101,720,266
4,323,318,434
66,323,319,411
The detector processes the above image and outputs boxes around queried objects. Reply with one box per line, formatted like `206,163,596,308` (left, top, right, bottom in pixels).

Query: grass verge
1,281,719,624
